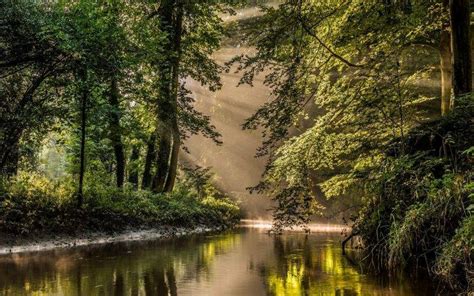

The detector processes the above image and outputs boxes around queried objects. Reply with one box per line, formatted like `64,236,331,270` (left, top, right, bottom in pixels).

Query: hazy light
240,219,349,233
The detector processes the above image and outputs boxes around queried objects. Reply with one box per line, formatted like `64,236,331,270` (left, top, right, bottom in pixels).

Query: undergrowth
0,172,240,235
354,106,474,293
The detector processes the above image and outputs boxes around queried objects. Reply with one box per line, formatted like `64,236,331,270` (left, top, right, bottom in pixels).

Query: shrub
0,173,241,235
354,109,474,292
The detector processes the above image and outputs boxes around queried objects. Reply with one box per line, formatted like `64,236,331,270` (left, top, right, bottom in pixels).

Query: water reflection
0,228,440,295
262,235,364,296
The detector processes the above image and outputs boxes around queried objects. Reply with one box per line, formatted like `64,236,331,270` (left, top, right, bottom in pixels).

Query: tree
0,1,68,176
440,15,453,115
128,144,140,189
142,134,156,189
108,76,126,188
77,66,89,207
149,0,225,193
0,0,229,197
450,0,472,97
151,0,178,193
232,0,449,229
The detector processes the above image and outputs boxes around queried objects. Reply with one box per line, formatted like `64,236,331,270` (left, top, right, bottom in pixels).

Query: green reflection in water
0,229,439,296
0,232,240,296
263,235,364,296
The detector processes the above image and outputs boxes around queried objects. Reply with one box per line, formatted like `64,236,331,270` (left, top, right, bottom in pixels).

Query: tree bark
128,145,140,189
450,0,472,98
164,131,179,192
142,134,156,189
152,127,171,192
152,0,183,193
440,25,453,115
108,76,125,188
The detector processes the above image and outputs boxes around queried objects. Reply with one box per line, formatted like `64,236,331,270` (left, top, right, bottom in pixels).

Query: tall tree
152,0,176,193
164,2,184,192
77,67,88,207
150,0,224,193
0,1,67,176
108,75,125,188
142,134,156,189
440,0,453,115
232,0,449,229
104,2,127,188
128,145,140,189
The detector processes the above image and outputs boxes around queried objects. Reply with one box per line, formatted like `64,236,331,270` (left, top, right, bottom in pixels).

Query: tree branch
299,17,365,68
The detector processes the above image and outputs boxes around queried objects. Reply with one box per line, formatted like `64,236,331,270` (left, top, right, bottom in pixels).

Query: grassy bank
354,108,474,292
0,173,241,237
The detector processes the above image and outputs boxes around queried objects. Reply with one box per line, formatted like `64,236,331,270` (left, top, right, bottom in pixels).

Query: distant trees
0,0,229,201
0,1,67,177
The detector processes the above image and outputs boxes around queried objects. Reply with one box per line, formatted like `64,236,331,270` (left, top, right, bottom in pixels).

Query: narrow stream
0,223,441,295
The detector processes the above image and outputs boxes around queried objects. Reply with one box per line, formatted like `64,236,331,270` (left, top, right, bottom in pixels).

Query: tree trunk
163,2,184,193
0,133,21,177
108,76,125,188
164,131,179,192
440,25,453,115
152,127,171,193
151,0,182,193
128,145,140,189
142,134,156,189
450,0,472,98
3,139,20,177
78,68,88,208
0,72,49,175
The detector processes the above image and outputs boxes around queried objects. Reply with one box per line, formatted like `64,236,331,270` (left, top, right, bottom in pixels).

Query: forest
0,0,473,295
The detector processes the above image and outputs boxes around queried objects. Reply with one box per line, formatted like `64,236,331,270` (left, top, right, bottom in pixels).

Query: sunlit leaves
234,0,447,229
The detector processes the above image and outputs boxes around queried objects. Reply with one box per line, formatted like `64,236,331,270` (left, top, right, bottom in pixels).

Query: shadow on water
0,226,444,296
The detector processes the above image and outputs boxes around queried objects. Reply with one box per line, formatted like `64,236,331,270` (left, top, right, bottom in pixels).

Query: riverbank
0,173,241,254
0,225,227,255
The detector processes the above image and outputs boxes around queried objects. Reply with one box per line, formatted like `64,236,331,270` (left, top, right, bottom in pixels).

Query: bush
435,214,474,291
0,173,241,236
354,109,474,292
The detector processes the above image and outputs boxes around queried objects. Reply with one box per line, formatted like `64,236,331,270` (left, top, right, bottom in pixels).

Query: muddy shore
0,225,224,255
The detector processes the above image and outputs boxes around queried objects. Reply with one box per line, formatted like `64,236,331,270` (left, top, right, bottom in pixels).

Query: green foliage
435,214,473,290
0,173,240,235
231,2,472,291
179,165,227,199
229,0,447,231
1,0,238,188
352,108,474,291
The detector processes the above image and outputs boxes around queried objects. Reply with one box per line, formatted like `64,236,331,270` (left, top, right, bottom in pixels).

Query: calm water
0,226,442,296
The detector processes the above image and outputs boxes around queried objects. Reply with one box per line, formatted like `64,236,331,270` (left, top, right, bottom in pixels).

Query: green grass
354,107,474,292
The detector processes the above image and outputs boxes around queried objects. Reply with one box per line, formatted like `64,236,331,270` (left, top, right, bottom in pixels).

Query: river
0,5,445,295
0,223,442,296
